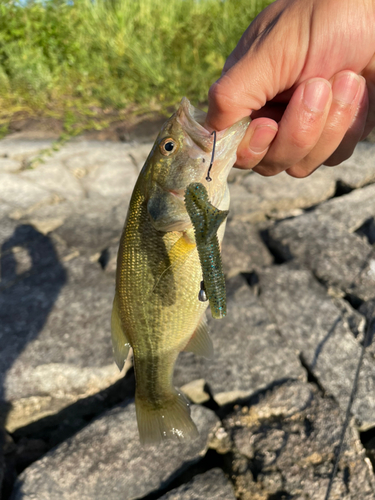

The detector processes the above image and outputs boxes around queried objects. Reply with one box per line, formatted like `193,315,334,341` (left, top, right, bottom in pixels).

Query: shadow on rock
0,225,67,496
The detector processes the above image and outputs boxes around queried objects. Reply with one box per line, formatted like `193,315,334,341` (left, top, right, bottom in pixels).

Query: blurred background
0,0,273,139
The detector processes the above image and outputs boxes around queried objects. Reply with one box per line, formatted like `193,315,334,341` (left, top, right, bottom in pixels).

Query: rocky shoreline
1,134,375,499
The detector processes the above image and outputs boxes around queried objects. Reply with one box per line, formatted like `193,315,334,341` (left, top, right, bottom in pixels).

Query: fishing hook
205,130,216,182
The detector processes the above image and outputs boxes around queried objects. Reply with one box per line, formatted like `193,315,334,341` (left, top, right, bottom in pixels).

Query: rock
260,265,375,429
158,469,237,500
0,158,21,173
229,168,336,222
266,211,375,301
180,379,210,405
0,139,53,163
358,299,375,359
126,141,153,172
315,183,375,233
225,381,375,500
0,173,53,209
20,162,84,201
83,158,137,199
331,141,375,189
52,198,127,256
0,224,125,432
11,402,219,500
174,276,306,406
221,219,273,278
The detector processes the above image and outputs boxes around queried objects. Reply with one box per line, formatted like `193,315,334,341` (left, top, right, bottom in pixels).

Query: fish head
142,97,249,232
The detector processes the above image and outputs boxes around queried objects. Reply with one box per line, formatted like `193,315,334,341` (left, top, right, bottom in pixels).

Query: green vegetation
0,0,274,135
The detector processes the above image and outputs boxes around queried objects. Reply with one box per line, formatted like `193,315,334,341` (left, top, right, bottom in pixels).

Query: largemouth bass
112,97,249,444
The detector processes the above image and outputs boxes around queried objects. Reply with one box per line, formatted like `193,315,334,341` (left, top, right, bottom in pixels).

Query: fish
185,182,228,319
112,97,249,445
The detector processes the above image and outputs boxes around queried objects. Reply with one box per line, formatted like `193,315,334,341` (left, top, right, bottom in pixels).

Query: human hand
205,0,375,177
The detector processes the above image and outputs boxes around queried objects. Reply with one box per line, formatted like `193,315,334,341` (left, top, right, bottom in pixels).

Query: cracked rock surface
1,133,375,499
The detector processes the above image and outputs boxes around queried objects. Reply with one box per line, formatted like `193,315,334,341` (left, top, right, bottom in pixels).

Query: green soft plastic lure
185,182,228,319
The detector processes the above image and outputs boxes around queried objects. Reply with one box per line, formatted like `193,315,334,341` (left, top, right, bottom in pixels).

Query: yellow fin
135,389,198,446
111,294,130,371
184,315,213,359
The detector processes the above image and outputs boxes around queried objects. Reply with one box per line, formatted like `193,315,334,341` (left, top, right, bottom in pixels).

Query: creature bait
184,182,228,319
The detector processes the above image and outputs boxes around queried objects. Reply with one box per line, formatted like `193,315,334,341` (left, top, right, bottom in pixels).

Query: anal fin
111,294,131,371
184,315,213,359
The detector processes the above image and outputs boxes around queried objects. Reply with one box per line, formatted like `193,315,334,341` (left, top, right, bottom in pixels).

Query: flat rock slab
174,276,306,406
0,223,124,432
225,381,375,499
267,209,375,301
11,402,219,500
158,468,236,500
221,219,273,278
260,265,375,429
229,167,336,222
331,140,375,188
314,183,375,233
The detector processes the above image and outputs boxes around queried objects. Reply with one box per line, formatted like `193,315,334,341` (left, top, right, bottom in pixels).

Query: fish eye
160,137,178,156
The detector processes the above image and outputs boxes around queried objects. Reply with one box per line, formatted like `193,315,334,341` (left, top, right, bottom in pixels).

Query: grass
0,0,274,136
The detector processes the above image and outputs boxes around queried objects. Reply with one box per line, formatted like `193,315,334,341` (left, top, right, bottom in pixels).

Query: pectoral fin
111,294,131,371
183,315,213,359
153,234,196,294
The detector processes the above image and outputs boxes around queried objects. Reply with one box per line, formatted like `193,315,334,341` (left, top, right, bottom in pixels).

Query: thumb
205,57,272,131
205,0,308,131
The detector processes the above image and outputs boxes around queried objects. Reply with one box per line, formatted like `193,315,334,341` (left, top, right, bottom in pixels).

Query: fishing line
205,130,216,182
324,316,374,500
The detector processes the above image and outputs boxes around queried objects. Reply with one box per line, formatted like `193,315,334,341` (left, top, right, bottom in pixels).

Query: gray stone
225,381,375,500
315,183,375,233
358,299,375,359
83,158,137,199
332,141,375,189
260,265,375,429
0,158,21,173
0,140,53,162
267,211,375,301
126,141,153,172
0,172,53,209
158,469,236,500
0,224,124,432
221,219,273,278
53,141,137,177
20,162,84,201
52,198,128,256
174,276,306,406
229,168,335,222
11,403,219,500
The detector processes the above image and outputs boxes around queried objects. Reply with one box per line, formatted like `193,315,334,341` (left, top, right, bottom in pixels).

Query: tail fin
135,389,199,446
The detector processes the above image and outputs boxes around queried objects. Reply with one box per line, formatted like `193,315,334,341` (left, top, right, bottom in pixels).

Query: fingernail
248,125,277,153
303,80,331,112
332,72,361,104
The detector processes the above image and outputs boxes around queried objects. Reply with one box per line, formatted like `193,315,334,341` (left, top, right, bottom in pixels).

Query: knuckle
208,80,237,114
288,128,317,151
